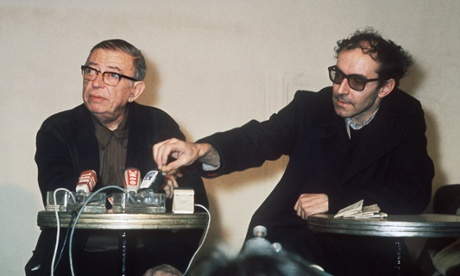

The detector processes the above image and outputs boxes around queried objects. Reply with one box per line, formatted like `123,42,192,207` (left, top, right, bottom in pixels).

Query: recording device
172,189,195,214
76,170,97,194
138,169,166,193
124,168,140,193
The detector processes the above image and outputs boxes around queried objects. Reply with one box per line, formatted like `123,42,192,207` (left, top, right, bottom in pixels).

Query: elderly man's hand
162,173,179,199
294,193,329,220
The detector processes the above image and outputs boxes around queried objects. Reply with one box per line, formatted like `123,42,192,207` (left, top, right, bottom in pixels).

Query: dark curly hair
86,39,146,81
334,27,412,88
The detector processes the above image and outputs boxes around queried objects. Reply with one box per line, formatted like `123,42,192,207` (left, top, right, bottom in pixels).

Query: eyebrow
87,62,123,73
336,66,373,79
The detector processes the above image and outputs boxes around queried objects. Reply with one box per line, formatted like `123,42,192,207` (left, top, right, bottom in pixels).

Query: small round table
307,214,460,275
37,210,209,275
37,210,209,230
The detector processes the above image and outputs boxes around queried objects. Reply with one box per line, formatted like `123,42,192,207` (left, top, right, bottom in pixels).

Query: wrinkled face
332,48,389,124
82,48,141,126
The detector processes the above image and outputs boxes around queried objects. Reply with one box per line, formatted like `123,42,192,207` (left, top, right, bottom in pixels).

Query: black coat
35,102,208,206
201,87,434,275
26,102,208,275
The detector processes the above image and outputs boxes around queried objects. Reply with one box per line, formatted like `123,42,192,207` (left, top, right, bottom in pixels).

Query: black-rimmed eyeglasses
328,66,383,91
81,65,139,86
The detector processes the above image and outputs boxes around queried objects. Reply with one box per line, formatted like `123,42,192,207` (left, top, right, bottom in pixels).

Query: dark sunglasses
328,66,383,91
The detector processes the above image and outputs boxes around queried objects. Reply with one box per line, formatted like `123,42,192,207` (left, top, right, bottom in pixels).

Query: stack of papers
334,200,388,219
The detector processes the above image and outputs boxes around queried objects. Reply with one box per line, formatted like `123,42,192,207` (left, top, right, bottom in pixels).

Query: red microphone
76,170,97,194
124,168,140,193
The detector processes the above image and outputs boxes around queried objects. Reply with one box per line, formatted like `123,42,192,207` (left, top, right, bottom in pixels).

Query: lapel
74,103,148,178
315,106,349,183
72,105,100,173
125,103,148,169
316,90,406,184
340,113,401,182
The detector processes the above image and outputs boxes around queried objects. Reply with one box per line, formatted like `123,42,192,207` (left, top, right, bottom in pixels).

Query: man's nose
337,78,350,95
92,72,106,88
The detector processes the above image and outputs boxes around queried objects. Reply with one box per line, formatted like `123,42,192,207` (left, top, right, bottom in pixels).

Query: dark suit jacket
27,102,208,275
35,102,208,206
200,87,434,275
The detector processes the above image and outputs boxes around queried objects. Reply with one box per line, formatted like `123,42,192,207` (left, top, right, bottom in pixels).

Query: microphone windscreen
76,170,97,193
124,168,140,193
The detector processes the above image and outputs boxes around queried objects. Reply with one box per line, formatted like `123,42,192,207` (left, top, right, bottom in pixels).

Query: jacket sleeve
35,120,81,205
35,107,98,206
198,91,310,176
132,105,209,208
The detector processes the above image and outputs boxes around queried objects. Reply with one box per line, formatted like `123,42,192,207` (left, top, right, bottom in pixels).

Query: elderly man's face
82,48,143,129
332,48,393,124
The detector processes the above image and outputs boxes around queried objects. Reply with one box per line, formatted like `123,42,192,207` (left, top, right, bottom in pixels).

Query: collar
345,108,379,139
92,109,130,149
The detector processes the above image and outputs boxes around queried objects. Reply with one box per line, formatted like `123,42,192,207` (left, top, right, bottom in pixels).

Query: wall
1,0,459,274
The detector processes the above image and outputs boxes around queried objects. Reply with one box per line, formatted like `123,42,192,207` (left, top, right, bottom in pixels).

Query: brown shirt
92,111,129,187
87,112,129,250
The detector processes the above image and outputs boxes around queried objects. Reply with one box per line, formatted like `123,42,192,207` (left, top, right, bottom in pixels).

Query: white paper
334,200,386,219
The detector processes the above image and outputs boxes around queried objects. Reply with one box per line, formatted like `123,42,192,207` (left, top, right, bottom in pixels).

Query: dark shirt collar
92,110,130,149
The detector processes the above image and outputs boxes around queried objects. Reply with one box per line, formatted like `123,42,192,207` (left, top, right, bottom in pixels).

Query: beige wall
1,0,459,274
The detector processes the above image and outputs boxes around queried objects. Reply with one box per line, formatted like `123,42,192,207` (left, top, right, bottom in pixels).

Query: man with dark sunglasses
153,28,434,275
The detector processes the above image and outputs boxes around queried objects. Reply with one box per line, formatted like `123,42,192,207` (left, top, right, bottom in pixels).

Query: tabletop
37,210,209,230
307,214,460,238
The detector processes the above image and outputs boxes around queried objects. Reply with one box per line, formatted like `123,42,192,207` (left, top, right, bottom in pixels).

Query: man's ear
128,81,145,102
378,79,396,98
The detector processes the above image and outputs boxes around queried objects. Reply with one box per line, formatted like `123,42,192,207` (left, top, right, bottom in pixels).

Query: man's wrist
197,143,221,168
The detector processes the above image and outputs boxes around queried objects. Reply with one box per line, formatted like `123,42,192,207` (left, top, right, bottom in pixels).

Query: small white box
173,189,194,214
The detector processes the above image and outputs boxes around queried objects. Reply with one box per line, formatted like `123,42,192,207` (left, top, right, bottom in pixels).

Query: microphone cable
182,203,211,276
51,188,76,276
68,185,126,276
65,186,211,276
52,211,76,272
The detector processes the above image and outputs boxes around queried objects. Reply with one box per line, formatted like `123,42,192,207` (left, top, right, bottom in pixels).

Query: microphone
124,168,141,193
242,225,282,256
138,169,166,194
76,170,97,194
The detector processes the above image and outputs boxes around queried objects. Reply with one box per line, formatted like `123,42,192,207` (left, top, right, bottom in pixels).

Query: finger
159,140,178,166
164,184,173,199
303,213,309,220
294,197,300,211
152,139,171,167
164,158,189,173
152,140,163,161
295,202,304,217
170,152,179,160
165,174,179,187
162,178,175,199
175,171,183,178
165,169,182,178
159,141,188,172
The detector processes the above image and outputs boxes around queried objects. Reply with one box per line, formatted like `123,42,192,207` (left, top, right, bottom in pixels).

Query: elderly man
26,39,208,276
153,28,434,275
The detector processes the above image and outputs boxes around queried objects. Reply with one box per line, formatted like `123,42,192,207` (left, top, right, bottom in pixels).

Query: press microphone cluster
123,168,166,195
75,168,166,195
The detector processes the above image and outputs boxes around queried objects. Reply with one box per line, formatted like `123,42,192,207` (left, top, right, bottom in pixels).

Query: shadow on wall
399,60,445,212
400,61,424,97
137,56,161,107
1,182,42,270
199,157,288,255
424,108,445,212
